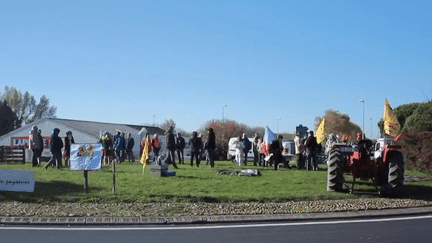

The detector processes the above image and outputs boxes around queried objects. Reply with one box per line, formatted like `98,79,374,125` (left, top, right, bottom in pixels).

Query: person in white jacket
232,136,244,166
294,133,305,169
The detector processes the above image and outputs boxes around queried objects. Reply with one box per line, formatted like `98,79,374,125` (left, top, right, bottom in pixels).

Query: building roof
0,117,165,141
52,118,165,138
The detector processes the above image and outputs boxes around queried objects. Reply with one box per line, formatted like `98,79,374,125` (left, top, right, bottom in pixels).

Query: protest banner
0,169,35,192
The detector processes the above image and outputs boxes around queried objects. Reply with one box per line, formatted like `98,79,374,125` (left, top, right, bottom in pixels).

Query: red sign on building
10,136,50,148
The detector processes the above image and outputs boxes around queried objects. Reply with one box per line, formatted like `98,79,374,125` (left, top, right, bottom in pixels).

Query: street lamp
359,100,365,139
277,117,282,137
222,104,227,122
370,118,373,139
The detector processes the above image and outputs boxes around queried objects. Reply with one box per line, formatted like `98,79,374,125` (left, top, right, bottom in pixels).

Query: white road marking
1,214,432,231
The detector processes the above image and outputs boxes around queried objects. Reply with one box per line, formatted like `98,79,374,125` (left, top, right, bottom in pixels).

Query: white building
0,117,166,161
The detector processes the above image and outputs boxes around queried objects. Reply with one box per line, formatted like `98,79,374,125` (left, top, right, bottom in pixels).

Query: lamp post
222,104,227,122
277,117,282,137
370,118,373,139
359,100,365,139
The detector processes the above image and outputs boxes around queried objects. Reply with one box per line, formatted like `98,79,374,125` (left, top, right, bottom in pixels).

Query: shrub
396,130,432,174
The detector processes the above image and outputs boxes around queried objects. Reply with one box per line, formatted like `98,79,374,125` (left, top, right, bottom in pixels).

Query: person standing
294,133,305,169
113,131,125,163
151,134,161,161
252,133,260,166
126,133,135,162
43,128,63,169
204,128,216,167
304,131,318,171
256,138,264,166
176,133,186,164
271,135,290,170
241,133,251,166
29,126,43,167
64,131,75,167
189,131,202,167
164,126,179,169
232,136,244,166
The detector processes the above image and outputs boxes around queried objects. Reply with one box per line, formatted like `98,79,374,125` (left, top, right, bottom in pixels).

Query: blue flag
264,126,276,145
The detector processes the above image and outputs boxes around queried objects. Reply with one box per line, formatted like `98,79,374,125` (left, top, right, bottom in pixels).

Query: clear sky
1,1,431,138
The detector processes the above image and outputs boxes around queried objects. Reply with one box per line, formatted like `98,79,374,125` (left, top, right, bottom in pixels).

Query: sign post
112,161,115,193
69,144,102,193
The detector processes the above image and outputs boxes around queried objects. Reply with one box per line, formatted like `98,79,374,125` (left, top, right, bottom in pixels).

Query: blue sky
1,0,431,138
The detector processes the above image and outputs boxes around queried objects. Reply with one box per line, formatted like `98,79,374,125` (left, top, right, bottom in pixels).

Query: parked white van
282,141,295,161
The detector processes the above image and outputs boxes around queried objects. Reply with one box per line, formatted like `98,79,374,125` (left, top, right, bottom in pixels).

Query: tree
158,119,176,132
0,86,57,127
0,100,18,136
314,109,362,142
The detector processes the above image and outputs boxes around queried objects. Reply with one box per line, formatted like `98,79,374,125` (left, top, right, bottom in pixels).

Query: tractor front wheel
327,149,344,192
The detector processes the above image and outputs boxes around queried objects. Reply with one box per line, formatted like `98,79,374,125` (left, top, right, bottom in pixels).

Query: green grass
1,160,432,203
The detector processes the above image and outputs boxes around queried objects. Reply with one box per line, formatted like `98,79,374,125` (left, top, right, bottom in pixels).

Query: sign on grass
70,144,102,171
0,169,35,192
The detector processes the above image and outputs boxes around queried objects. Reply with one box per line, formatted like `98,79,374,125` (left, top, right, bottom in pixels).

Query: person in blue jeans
151,134,161,161
204,128,216,167
113,131,126,163
241,133,251,166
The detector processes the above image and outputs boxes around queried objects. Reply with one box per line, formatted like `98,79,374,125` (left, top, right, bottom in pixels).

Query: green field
1,160,432,204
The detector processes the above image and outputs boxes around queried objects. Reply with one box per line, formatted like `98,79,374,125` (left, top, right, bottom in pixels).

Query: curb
1,206,432,226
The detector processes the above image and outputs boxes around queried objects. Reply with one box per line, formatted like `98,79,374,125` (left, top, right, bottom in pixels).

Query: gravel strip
1,199,431,217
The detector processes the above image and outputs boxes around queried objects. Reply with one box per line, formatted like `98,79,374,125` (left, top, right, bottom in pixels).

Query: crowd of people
28,125,324,171
28,126,76,169
230,131,324,171
140,127,217,169
99,131,135,165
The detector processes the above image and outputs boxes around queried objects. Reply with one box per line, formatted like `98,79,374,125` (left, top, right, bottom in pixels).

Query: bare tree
1,86,57,127
158,119,176,132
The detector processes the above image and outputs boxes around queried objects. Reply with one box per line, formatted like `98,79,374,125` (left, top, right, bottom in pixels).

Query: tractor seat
357,139,373,155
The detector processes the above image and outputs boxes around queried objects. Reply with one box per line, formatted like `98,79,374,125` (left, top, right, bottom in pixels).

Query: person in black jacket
126,133,135,162
189,131,202,167
43,128,64,169
164,126,179,169
204,128,216,167
176,133,186,164
304,131,318,171
271,135,290,170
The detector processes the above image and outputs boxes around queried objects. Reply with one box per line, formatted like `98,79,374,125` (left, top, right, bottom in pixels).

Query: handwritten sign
0,170,36,192
70,144,102,171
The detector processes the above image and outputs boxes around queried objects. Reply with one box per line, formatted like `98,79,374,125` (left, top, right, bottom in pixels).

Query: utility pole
359,100,365,139
222,104,227,122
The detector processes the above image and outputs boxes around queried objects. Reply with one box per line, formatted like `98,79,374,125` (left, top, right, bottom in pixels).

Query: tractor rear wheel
382,152,404,196
327,148,344,192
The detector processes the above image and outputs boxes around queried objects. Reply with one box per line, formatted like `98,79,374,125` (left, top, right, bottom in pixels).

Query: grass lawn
1,160,432,204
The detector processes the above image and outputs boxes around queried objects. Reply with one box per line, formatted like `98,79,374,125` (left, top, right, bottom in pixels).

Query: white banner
0,170,36,192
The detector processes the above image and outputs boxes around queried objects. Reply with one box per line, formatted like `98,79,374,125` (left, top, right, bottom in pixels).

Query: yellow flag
316,118,326,144
383,98,400,136
140,135,151,169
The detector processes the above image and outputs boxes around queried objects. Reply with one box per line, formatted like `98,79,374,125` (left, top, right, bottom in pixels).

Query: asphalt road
2,214,432,243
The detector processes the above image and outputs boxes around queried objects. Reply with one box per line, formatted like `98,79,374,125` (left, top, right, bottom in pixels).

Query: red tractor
327,137,404,195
